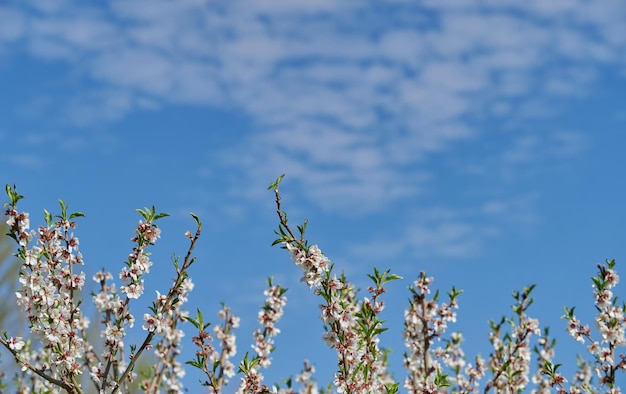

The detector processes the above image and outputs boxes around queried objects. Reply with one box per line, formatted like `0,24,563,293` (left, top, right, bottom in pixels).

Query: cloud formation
0,0,621,258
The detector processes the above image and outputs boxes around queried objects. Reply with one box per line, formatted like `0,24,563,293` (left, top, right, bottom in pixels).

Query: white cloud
348,214,499,263
5,153,46,170
91,49,174,95
63,89,136,124
405,222,486,258
549,131,587,157
1,0,622,258
6,0,620,139
0,7,25,43
31,17,120,51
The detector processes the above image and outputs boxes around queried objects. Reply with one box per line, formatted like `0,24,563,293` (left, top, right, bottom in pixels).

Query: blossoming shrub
0,179,624,393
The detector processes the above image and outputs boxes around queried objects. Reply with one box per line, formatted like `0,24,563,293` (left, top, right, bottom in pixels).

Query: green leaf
434,368,450,387
562,306,575,320
58,199,67,219
385,382,399,394
448,286,463,299
154,212,170,221
43,209,53,227
136,208,149,221
296,219,309,240
5,184,24,206
69,212,86,219
190,212,202,228
186,360,200,368
267,174,285,191
606,258,616,269
186,309,205,330
386,273,403,281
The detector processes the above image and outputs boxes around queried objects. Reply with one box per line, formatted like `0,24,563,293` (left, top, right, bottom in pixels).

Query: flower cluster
213,306,240,382
294,359,319,394
402,271,467,393
4,188,89,392
142,278,194,393
283,244,399,391
186,304,240,393
1,186,202,394
270,360,322,394
269,176,399,394
441,332,486,392
252,280,287,369
237,279,287,393
484,285,541,392
137,212,202,394
560,259,626,392
321,273,372,392
286,243,330,289
529,327,559,393
88,207,172,393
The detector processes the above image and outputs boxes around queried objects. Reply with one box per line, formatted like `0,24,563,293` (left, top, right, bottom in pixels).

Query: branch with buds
0,180,624,394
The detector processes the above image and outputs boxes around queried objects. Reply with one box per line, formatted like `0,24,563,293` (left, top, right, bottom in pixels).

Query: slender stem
273,187,299,243
0,340,77,393
420,294,430,377
113,221,202,392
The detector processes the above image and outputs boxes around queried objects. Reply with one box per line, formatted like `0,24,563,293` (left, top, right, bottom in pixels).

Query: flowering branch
562,259,626,391
187,303,240,393
2,185,203,394
484,285,540,393
403,271,465,393
135,212,202,393
237,277,287,393
1,179,625,393
268,175,401,394
3,184,88,394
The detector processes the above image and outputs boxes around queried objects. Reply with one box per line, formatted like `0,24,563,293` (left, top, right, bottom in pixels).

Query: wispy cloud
0,0,621,258
4,153,46,170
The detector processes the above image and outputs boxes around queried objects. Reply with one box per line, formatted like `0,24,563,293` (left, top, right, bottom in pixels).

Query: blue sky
1,0,626,391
